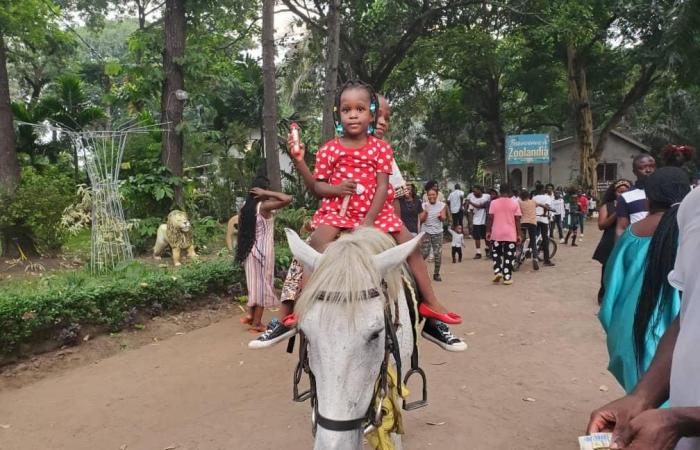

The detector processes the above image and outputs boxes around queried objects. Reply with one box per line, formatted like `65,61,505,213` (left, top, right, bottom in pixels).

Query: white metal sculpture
18,121,161,273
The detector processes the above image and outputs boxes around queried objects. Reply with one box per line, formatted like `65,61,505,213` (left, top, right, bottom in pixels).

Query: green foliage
0,258,242,355
127,216,162,254
0,166,76,253
120,159,182,219
273,207,312,242
192,216,224,252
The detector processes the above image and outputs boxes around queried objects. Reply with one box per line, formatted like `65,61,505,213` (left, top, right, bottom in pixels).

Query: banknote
579,432,612,450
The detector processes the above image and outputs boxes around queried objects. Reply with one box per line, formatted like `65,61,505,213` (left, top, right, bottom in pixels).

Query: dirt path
0,228,623,450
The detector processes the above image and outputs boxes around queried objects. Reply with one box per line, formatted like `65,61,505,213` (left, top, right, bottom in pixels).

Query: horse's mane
295,227,405,323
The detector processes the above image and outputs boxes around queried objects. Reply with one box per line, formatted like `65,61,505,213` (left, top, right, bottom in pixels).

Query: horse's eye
368,330,381,341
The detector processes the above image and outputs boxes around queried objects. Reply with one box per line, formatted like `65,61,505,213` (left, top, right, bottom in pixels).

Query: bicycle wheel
548,239,558,259
538,239,558,260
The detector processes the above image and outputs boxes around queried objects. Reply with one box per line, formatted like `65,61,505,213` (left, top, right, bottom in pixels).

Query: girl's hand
288,133,305,161
250,187,267,199
334,179,357,196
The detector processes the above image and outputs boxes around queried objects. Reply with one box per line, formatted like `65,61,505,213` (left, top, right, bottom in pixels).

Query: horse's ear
372,232,424,276
285,228,321,272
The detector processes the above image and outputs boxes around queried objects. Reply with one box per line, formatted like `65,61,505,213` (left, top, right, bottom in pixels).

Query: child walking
449,224,465,263
236,176,291,332
486,186,522,285
564,189,580,246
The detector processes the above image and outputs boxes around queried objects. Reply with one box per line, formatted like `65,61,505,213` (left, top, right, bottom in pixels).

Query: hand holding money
340,183,366,216
579,432,612,450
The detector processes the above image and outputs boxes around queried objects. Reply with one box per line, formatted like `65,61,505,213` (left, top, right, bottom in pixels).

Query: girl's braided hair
633,167,690,370
333,80,379,136
235,176,271,264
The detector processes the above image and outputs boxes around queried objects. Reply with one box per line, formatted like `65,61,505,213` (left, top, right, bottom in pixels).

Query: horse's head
286,228,422,449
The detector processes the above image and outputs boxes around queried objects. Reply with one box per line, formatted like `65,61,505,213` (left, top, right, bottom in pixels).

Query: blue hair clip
370,102,377,113
368,124,376,135
335,123,344,135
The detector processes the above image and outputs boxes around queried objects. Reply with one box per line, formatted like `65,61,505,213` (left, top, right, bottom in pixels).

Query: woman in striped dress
235,176,292,332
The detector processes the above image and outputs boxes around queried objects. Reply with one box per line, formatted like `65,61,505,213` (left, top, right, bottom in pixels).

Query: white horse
286,227,422,450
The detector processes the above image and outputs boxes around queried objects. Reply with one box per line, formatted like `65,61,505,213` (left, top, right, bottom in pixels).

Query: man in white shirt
587,187,700,450
532,184,555,267
466,185,491,259
447,184,465,228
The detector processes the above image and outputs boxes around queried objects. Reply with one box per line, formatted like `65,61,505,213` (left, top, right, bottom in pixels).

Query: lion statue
225,214,239,252
154,210,196,266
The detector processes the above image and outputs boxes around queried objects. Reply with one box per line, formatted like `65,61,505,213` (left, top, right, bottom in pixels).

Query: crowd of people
231,77,700,448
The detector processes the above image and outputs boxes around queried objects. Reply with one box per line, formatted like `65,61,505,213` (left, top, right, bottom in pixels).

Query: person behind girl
577,190,588,237
593,179,631,305
550,191,565,242
420,188,447,281
486,185,522,285
236,176,292,333
518,189,539,270
250,87,464,350
449,224,465,263
563,189,580,246
399,183,422,236
660,143,695,168
599,167,690,393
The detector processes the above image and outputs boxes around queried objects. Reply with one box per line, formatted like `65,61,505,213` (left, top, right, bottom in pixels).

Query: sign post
505,134,551,188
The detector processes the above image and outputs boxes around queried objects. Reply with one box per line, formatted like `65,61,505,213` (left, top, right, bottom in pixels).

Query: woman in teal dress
599,167,690,393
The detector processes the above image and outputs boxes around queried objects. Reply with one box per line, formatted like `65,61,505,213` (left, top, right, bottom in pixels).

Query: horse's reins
290,282,405,435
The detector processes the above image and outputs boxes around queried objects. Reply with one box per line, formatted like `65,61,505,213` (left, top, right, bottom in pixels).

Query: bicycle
513,230,557,271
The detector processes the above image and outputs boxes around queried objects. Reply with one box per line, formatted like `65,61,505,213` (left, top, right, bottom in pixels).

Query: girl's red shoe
282,314,298,327
418,303,462,325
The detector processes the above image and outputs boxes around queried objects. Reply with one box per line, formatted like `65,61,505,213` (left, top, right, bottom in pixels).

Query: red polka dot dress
312,136,404,233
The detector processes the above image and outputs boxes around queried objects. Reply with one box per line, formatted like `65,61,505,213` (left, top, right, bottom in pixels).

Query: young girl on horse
249,84,463,350
235,176,291,332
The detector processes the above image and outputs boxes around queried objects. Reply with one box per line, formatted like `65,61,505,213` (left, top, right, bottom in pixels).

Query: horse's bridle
291,283,403,435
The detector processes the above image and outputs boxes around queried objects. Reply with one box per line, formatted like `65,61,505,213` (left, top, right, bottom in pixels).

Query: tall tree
262,0,281,190
0,34,19,194
0,0,57,194
282,0,482,90
160,0,186,205
320,0,341,142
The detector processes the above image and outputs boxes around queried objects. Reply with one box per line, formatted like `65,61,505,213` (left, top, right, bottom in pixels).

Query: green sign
506,134,550,165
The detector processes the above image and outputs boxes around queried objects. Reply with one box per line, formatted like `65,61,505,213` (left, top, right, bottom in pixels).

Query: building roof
551,129,650,152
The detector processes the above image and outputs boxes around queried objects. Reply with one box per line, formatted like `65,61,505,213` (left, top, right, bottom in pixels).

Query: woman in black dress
593,179,631,304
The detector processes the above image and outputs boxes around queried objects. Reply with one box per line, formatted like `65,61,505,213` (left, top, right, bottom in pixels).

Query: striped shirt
616,187,648,224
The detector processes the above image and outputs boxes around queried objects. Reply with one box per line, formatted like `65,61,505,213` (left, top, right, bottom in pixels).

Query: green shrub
0,258,242,355
274,207,312,241
128,216,162,254
193,216,224,252
0,166,76,254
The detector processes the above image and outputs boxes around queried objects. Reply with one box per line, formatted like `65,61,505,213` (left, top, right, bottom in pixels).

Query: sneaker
492,273,503,283
248,318,297,349
533,260,539,271
433,274,442,282
421,321,467,352
503,279,513,285
544,261,555,267
473,253,482,259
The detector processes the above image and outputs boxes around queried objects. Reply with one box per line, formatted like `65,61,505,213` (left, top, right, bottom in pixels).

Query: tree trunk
262,0,281,191
321,0,341,142
0,34,20,195
477,75,505,181
160,0,186,206
566,44,596,193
